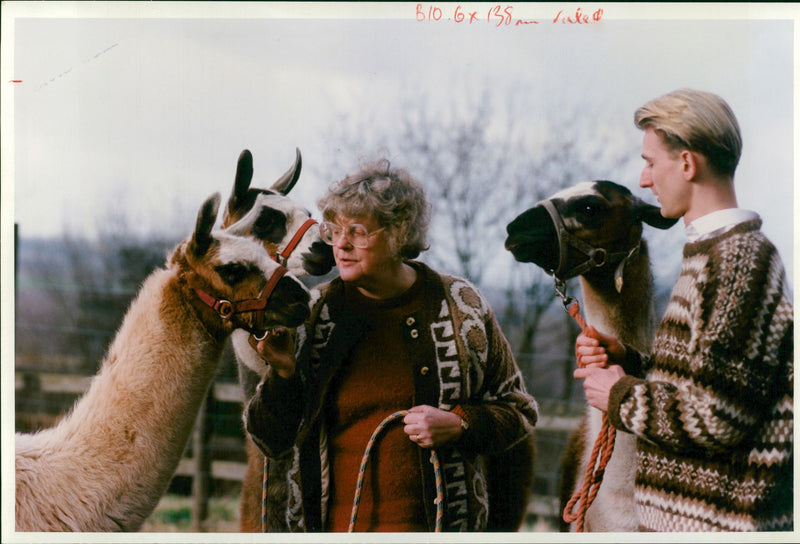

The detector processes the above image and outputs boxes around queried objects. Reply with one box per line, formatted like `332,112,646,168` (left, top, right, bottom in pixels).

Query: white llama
214,149,337,531
15,193,311,532
505,180,677,531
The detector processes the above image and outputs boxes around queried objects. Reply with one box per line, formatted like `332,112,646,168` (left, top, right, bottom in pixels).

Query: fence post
192,386,213,531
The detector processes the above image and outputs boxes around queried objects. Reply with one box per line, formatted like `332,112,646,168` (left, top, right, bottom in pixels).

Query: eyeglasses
320,221,385,249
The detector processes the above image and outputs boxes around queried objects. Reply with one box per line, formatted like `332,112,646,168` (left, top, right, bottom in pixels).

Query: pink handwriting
415,4,604,27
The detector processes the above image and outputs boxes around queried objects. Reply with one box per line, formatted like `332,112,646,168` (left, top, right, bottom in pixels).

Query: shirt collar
685,208,759,243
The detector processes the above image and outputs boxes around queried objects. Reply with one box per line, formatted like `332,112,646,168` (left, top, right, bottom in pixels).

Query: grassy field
139,493,558,533
139,494,240,533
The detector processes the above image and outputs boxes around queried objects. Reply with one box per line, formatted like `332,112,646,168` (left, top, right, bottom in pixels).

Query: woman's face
329,214,398,290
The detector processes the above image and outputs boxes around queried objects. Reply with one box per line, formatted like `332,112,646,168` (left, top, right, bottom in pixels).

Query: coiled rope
260,410,445,532
561,299,617,532
350,410,444,532
261,454,269,532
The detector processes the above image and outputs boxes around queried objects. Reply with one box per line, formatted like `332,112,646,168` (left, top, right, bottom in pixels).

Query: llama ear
269,148,302,196
229,149,254,209
192,193,221,256
634,200,679,230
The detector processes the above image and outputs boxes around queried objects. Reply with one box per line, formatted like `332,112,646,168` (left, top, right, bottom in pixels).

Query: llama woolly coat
245,262,539,531
608,219,793,531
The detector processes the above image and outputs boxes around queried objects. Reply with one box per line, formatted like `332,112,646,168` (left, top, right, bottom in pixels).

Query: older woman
244,159,538,532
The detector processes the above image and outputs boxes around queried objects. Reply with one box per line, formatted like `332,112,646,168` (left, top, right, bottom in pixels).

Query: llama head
221,149,335,277
173,192,311,339
505,181,677,289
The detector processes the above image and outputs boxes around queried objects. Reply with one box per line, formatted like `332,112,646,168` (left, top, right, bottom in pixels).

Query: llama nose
309,239,331,255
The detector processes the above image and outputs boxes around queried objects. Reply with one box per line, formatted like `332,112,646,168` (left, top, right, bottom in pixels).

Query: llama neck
18,268,226,531
577,241,657,352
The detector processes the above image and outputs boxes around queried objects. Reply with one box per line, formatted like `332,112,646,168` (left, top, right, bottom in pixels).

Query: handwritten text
415,4,604,27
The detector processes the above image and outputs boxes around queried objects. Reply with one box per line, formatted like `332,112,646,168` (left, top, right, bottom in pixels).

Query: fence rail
14,370,581,531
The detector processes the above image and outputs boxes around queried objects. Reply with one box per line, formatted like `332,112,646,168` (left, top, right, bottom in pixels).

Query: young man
574,89,793,531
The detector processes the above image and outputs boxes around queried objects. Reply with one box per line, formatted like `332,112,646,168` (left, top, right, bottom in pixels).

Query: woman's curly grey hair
318,158,431,259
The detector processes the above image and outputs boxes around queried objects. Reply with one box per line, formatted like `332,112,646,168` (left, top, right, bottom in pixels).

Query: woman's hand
248,327,297,379
403,405,465,448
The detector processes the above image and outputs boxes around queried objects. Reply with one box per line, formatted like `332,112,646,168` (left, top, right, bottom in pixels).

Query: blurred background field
140,494,240,533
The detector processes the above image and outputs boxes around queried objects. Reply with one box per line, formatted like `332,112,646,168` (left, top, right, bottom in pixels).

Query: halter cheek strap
275,218,317,266
193,265,288,320
542,200,638,289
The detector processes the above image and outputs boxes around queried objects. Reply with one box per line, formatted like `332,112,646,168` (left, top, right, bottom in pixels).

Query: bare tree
395,90,515,285
319,84,644,401
16,206,179,375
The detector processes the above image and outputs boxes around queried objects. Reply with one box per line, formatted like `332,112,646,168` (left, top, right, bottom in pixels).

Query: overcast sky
2,3,796,276
4,5,795,277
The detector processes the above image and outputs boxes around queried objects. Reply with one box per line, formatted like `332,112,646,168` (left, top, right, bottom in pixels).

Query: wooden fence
14,370,582,531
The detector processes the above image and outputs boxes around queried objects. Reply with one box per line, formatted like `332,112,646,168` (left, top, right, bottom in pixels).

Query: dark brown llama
505,180,677,531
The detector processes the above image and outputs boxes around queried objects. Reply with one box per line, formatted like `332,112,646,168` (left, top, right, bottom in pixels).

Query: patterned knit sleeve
456,306,539,454
244,369,304,458
607,231,793,455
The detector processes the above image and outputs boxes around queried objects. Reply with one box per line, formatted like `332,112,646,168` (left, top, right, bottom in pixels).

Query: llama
504,180,677,532
221,148,334,386
215,148,336,531
221,148,334,277
15,192,311,532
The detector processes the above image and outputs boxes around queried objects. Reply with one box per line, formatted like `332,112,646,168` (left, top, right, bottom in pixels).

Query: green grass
141,493,560,532
140,494,240,532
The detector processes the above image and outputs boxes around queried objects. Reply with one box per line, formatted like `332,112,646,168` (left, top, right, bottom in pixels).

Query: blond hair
635,89,742,177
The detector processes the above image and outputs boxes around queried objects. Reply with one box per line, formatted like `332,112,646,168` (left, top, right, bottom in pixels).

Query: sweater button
410,329,419,339
420,366,430,375
406,316,416,326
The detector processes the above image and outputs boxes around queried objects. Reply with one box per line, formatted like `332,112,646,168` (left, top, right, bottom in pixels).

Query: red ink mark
416,3,443,21
488,5,514,27
10,80,22,83
553,7,604,24
414,4,602,28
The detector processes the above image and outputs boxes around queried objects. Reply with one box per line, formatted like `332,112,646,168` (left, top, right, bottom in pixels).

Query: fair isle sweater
245,262,538,532
608,219,793,531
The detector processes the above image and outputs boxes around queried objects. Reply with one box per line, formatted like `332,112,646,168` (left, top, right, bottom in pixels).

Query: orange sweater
325,279,426,532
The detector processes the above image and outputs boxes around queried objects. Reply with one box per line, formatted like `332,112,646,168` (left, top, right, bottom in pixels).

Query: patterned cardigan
244,262,538,532
608,220,793,531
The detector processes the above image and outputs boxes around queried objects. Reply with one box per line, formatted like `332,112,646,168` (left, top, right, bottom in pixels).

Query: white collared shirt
685,208,760,243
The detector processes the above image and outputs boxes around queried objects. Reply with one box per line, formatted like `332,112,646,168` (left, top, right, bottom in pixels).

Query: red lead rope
561,299,617,533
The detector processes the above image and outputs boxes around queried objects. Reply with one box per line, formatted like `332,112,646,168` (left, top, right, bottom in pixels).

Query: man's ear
681,150,700,181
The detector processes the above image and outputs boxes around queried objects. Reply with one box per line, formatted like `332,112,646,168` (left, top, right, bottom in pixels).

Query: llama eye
215,262,256,285
253,207,288,243
570,198,608,227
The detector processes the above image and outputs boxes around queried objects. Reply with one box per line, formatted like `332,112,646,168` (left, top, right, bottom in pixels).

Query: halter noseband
274,218,317,266
542,199,640,293
193,265,288,321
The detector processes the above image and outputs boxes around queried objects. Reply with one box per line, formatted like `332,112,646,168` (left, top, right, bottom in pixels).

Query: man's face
639,127,691,221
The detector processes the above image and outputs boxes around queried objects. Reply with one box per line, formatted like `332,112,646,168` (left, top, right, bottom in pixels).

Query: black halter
542,200,640,292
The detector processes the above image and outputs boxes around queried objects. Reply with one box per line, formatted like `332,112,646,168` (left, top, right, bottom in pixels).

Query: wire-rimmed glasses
320,221,385,249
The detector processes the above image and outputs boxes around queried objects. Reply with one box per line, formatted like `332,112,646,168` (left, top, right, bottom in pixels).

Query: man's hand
573,364,626,412
575,326,627,368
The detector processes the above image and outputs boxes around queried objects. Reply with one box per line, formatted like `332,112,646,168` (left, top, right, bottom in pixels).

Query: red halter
275,218,317,266
194,265,288,320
